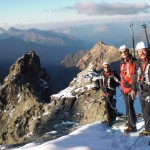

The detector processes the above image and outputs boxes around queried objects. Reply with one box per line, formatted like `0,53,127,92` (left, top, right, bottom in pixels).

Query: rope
128,136,140,150
104,87,117,110
127,80,150,149
119,93,123,99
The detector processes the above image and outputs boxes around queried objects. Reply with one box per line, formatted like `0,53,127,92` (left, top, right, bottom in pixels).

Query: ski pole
142,22,150,49
130,22,135,57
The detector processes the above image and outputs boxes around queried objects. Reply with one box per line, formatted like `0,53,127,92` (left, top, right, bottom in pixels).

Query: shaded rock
61,50,88,68
0,51,52,144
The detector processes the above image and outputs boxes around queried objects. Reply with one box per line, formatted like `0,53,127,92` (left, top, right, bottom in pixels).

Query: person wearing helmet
119,45,137,133
133,41,150,136
99,62,120,126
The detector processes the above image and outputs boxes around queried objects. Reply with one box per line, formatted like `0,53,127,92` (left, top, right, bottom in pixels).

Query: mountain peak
8,27,23,32
0,27,6,34
0,51,52,144
4,51,52,101
76,42,120,70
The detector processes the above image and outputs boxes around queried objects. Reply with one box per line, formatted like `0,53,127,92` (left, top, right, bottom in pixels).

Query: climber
99,62,120,126
119,44,137,133
133,41,150,136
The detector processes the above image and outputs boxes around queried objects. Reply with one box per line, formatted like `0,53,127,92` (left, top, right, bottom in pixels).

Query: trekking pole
129,22,135,57
142,22,150,49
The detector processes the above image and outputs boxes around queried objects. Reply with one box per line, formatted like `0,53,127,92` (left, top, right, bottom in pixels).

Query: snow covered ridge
6,119,150,150
51,63,99,100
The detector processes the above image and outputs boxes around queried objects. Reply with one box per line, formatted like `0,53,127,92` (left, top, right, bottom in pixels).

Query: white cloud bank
67,2,150,16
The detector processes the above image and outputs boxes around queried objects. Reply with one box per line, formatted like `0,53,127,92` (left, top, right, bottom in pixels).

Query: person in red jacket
119,45,137,133
100,62,120,126
133,41,150,136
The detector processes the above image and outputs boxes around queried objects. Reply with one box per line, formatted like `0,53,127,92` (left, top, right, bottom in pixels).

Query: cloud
66,2,150,16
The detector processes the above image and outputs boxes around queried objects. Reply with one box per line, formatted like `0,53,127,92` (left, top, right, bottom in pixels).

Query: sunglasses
120,50,128,54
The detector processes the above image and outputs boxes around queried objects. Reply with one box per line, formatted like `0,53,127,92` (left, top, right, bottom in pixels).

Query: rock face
37,62,107,141
61,50,88,68
0,51,52,144
76,41,120,70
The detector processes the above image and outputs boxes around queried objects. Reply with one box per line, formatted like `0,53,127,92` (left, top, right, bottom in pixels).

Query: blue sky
1,0,150,29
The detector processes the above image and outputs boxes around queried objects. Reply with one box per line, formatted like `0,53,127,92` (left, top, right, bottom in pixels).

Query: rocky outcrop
0,51,52,144
36,62,107,141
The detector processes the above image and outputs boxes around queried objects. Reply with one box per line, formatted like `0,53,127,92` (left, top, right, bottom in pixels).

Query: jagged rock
0,51,52,144
37,62,107,138
76,41,120,70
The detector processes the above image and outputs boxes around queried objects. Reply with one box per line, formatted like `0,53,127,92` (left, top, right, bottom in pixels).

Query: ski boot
124,126,137,133
139,130,150,136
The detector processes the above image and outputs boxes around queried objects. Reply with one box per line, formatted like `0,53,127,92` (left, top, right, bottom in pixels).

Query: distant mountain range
0,27,92,48
54,22,150,48
0,27,92,82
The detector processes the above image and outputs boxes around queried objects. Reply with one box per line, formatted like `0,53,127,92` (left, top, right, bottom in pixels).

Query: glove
103,92,110,97
130,90,136,100
123,82,131,88
101,96,106,101
145,96,150,102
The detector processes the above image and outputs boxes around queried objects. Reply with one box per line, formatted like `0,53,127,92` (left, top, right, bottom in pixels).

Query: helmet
119,45,128,51
102,62,110,67
135,41,147,51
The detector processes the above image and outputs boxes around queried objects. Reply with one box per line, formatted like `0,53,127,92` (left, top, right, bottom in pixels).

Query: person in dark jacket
132,41,150,136
99,62,120,126
119,45,137,133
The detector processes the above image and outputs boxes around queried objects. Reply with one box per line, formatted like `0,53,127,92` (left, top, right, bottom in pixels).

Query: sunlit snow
8,119,150,150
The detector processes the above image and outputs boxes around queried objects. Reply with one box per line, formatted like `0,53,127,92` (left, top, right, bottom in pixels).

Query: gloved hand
145,96,150,102
101,96,107,101
130,90,136,100
103,92,111,97
123,82,131,88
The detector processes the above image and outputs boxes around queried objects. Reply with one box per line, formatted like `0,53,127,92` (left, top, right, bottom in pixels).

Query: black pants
105,96,116,122
124,94,137,128
140,96,150,132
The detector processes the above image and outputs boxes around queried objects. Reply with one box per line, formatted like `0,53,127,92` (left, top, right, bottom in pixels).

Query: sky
1,0,150,30
6,119,150,150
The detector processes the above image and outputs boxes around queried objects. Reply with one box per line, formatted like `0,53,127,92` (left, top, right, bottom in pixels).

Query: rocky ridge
61,41,120,71
0,51,52,144
76,41,120,70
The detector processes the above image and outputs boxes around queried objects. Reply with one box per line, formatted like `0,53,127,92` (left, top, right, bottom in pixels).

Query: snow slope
7,118,150,150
